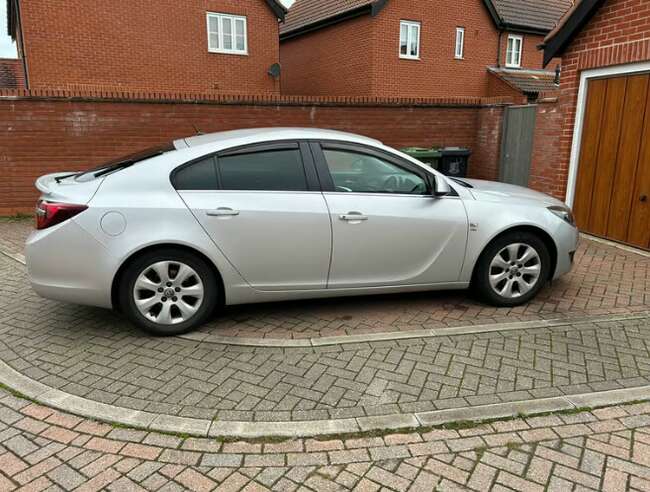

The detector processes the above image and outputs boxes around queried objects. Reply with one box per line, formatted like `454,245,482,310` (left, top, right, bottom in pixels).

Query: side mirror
433,176,451,197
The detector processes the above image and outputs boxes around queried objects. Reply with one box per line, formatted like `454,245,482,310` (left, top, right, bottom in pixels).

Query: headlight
548,205,576,227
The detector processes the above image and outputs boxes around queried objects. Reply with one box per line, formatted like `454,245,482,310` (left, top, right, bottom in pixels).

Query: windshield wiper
451,178,473,188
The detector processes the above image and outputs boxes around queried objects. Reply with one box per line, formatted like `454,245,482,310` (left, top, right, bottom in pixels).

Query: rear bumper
25,219,116,309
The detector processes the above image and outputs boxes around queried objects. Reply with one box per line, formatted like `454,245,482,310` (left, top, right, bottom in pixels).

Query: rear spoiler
35,172,78,194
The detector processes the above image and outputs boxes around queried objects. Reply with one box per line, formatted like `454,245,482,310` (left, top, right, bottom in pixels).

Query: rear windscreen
73,143,175,182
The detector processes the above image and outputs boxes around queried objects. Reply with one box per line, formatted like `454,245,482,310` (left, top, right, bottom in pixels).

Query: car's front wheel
474,231,551,307
119,248,218,336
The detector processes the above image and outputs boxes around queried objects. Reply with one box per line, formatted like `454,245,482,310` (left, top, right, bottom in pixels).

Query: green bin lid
400,147,442,158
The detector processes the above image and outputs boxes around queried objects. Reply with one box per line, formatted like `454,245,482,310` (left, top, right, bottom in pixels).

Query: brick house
542,0,650,250
6,0,286,94
279,0,571,98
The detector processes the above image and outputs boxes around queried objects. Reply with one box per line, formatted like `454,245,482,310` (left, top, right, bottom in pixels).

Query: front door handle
340,212,368,221
206,207,240,217
641,194,648,203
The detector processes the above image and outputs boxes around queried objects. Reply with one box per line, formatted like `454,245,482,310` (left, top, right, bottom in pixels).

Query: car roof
173,127,383,150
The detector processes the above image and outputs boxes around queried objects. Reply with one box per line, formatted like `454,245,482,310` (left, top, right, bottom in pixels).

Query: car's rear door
174,141,332,291
312,141,468,288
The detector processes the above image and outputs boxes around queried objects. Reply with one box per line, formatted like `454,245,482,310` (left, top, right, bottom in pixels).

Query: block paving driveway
1,218,650,489
1,390,650,491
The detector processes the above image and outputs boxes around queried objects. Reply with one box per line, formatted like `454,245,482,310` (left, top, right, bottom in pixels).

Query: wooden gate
499,105,537,187
573,74,650,250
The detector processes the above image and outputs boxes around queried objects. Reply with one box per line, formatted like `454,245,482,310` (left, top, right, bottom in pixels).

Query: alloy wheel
488,243,542,299
133,261,205,325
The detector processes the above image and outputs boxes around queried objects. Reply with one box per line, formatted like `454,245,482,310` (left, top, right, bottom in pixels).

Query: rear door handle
340,212,368,221
206,207,240,217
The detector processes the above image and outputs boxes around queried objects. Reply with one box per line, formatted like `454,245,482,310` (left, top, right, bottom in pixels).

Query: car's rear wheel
474,231,551,307
119,248,218,336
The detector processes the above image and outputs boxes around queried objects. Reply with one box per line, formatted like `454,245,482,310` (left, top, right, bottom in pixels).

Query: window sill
505,64,522,69
208,49,249,56
399,56,421,61
454,56,464,60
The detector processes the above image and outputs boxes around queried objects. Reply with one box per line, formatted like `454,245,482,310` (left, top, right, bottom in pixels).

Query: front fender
459,201,567,282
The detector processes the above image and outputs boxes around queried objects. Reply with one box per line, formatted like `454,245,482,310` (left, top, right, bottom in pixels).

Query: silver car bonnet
462,179,566,207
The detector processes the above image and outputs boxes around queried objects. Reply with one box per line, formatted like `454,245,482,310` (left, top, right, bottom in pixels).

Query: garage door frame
566,60,650,208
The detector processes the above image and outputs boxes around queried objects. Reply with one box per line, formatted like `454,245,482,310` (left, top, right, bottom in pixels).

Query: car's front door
175,142,331,291
313,142,468,288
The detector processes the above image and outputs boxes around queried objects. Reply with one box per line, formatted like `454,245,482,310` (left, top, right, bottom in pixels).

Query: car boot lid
35,172,104,204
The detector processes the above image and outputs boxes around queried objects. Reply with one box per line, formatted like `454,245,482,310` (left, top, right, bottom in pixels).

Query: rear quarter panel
74,150,251,304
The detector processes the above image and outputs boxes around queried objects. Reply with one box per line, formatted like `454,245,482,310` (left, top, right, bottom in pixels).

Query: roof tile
490,0,574,32
281,0,376,35
489,67,559,94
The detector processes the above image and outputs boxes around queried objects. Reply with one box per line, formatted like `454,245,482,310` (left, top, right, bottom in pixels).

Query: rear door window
217,148,308,191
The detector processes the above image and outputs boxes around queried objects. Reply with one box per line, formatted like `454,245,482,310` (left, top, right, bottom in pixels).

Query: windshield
70,143,175,183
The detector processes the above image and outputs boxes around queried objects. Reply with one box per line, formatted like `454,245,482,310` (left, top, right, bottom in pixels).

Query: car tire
473,231,551,307
119,248,218,336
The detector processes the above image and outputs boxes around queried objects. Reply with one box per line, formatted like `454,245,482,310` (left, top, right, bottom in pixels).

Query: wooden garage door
574,74,650,250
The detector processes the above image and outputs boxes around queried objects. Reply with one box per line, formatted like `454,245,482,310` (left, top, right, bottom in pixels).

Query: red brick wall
281,0,501,97
499,32,559,70
280,2,565,98
280,16,374,96
369,0,499,98
0,91,510,214
0,59,25,89
487,71,523,99
528,97,564,199
472,105,505,181
19,0,280,94
554,0,650,202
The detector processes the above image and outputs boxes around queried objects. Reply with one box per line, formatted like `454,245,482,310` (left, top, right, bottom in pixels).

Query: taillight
35,200,88,230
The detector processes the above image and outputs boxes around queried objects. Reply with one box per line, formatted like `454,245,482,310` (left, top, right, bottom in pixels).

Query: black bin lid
440,147,472,157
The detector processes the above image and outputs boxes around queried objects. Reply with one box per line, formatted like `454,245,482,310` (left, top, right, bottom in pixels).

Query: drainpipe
15,0,30,90
496,30,503,68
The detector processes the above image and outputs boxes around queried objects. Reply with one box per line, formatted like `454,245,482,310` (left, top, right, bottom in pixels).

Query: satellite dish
268,63,281,79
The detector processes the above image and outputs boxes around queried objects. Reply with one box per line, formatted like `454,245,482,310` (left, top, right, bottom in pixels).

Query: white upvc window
506,34,523,68
207,12,248,55
455,27,465,59
399,20,421,59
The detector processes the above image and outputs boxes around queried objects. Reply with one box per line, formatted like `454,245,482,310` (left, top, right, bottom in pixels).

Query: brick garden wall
529,96,565,198
0,90,516,215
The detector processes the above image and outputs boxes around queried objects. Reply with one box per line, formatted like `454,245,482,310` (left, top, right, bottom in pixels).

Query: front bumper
553,223,579,279
25,219,116,309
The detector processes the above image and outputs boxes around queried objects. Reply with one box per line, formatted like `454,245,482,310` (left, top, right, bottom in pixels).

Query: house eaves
483,0,574,36
542,0,605,67
280,0,389,42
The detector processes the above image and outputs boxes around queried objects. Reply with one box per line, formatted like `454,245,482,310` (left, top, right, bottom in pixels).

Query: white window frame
505,34,523,68
206,12,248,56
455,27,465,59
399,20,421,60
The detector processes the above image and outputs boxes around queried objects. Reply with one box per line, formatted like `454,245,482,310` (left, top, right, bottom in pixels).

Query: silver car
26,128,578,336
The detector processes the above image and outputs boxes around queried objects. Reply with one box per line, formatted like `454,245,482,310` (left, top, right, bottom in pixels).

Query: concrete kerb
1,356,649,439
180,313,650,348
